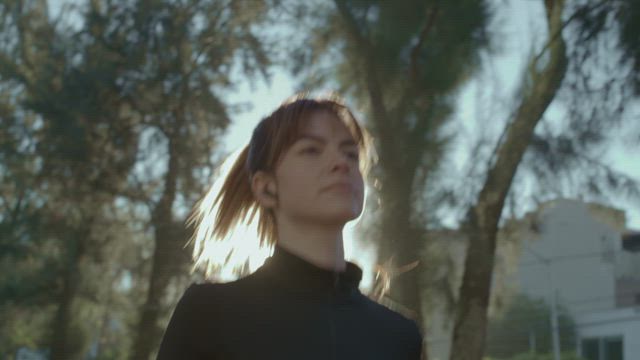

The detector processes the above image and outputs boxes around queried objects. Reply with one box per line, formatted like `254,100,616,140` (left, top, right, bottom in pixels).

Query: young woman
157,94,423,359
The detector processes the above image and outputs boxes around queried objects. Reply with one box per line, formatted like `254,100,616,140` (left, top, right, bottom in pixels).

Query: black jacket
157,244,423,359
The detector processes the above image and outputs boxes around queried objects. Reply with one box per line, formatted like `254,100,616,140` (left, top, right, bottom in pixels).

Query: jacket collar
261,243,363,299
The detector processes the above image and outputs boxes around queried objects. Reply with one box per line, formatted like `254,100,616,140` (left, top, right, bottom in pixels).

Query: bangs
248,94,376,177
272,97,374,174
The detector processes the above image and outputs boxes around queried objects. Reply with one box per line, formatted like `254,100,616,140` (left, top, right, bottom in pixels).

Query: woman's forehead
295,111,356,140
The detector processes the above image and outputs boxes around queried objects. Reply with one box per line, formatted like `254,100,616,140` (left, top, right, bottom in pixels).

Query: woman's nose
329,148,351,172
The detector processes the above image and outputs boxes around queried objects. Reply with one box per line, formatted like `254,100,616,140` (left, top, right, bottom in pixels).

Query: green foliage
0,0,272,358
285,1,494,339
499,351,585,360
523,0,640,205
292,0,491,98
1,0,637,359
486,294,577,359
0,303,55,356
286,0,493,234
572,0,640,95
617,0,640,94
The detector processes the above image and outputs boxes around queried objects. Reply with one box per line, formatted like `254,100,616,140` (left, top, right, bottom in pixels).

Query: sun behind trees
0,0,270,359
1,0,639,359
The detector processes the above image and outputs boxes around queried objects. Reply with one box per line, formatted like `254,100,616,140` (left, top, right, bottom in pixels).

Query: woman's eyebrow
297,134,357,147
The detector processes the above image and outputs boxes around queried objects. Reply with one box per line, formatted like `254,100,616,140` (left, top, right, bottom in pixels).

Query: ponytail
186,93,376,280
186,145,275,279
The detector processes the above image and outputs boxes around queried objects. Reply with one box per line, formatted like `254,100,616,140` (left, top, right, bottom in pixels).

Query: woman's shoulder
180,271,268,303
359,294,423,336
179,281,222,299
359,295,423,354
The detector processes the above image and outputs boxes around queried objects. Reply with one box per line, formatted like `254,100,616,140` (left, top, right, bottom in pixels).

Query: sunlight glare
188,145,377,293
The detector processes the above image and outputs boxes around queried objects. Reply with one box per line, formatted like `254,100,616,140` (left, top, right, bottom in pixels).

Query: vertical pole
527,244,562,360
547,262,561,360
529,329,536,354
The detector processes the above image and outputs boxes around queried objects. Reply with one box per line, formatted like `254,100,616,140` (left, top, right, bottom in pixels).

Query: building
422,198,639,360
514,199,639,360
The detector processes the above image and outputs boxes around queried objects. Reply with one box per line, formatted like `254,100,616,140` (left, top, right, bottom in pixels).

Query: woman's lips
324,183,353,192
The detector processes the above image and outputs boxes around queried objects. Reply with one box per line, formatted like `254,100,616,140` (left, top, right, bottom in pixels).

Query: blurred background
0,0,638,359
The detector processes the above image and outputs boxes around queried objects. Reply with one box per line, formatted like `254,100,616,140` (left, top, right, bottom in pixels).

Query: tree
112,1,272,358
0,0,142,357
450,1,568,358
285,4,491,358
0,100,58,357
0,0,272,358
450,0,640,359
289,1,640,360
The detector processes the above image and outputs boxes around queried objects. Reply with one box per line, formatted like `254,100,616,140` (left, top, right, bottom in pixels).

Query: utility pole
526,244,561,360
548,268,562,360
529,328,536,354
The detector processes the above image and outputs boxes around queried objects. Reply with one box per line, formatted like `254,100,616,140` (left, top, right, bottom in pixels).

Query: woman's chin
317,208,362,224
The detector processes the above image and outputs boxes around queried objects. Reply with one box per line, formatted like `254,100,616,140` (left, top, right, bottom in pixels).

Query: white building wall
422,228,523,360
517,199,623,318
421,198,633,360
576,307,640,360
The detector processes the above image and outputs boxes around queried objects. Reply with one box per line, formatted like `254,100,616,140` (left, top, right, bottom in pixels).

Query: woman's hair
186,93,377,277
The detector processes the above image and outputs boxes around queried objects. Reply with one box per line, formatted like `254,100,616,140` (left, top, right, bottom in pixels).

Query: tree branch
450,0,569,359
409,5,439,80
533,0,611,66
398,5,440,152
333,0,398,168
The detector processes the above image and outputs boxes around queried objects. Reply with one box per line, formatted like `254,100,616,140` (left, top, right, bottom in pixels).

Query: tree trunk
130,219,186,359
50,225,90,360
374,171,427,356
449,1,567,359
333,3,430,358
130,138,189,360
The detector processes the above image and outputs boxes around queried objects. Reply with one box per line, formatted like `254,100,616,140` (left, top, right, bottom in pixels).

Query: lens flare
186,145,377,293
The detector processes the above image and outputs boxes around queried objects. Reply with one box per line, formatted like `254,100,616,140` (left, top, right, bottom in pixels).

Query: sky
44,0,638,278
220,1,640,231
46,0,638,230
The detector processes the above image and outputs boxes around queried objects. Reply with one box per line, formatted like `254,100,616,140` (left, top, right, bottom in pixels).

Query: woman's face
263,111,365,226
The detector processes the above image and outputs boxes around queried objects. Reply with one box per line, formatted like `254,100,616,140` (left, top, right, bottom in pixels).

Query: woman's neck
275,217,346,272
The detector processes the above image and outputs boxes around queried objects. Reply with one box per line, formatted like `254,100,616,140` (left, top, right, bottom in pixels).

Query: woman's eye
347,152,359,160
302,147,319,154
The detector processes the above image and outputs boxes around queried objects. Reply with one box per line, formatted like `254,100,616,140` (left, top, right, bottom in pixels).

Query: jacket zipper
329,272,339,360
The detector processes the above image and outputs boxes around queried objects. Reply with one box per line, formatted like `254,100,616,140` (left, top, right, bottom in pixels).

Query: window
581,336,623,360
582,338,599,360
605,338,623,360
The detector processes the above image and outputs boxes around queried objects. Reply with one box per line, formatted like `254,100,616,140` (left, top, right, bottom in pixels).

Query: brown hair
187,93,376,274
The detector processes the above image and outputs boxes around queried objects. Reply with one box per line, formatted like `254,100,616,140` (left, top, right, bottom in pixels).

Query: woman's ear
251,170,278,209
